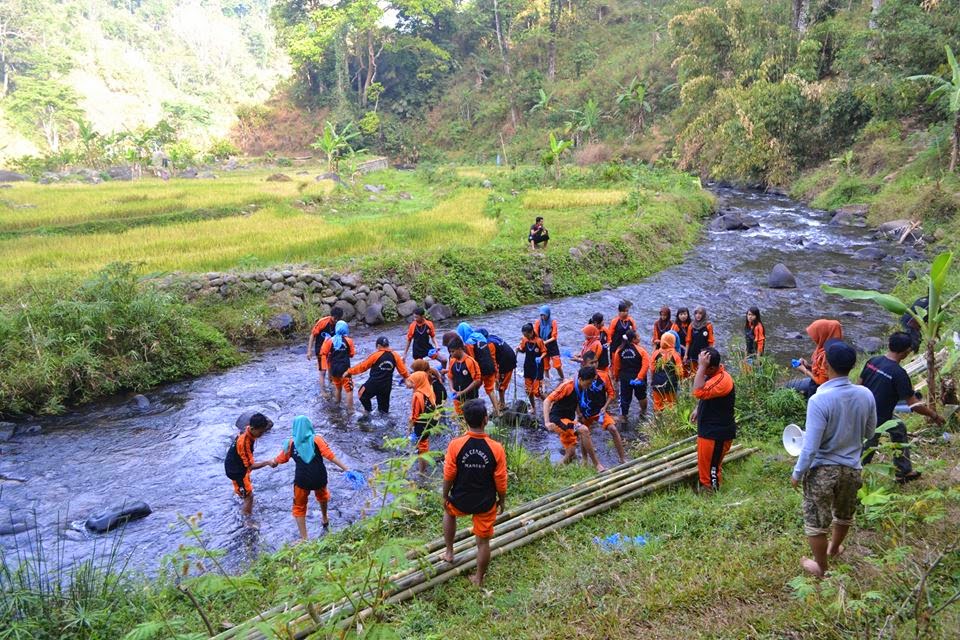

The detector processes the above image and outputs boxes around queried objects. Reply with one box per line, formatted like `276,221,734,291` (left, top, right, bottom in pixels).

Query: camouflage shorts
801,464,862,536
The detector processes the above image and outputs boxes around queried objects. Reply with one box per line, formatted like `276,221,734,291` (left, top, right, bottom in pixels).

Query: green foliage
166,140,198,169
205,138,240,162
4,76,84,152
311,121,361,172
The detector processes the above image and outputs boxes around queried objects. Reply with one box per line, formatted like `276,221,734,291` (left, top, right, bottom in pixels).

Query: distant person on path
684,306,715,374
789,319,843,399
791,340,876,578
307,307,344,391
403,307,438,360
320,321,356,411
407,370,440,474
534,305,564,381
223,413,276,516
528,216,549,249
651,331,685,412
273,416,350,539
346,336,409,415
517,323,547,413
672,307,692,361
612,330,650,423
652,306,673,349
691,348,736,492
860,332,945,483
744,306,766,361
441,400,507,587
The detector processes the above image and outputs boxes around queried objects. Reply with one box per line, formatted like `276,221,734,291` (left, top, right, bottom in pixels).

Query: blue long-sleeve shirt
792,377,877,481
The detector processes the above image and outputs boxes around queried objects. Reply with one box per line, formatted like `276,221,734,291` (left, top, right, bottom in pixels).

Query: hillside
0,0,288,161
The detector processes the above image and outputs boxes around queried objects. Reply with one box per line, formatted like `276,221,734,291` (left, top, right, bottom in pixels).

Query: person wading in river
607,301,637,355
612,330,651,423
306,307,344,392
320,320,356,411
347,336,409,415
457,322,501,415
447,337,482,416
441,399,507,587
534,305,564,382
223,413,276,516
273,415,350,539
402,307,438,361
407,370,440,475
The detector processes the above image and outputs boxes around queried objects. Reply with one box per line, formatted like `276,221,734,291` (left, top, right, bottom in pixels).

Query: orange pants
445,501,498,539
232,472,252,497
331,376,354,392
292,485,331,517
549,418,579,448
542,355,562,373
480,373,497,394
498,370,514,392
524,377,542,396
582,413,616,430
652,390,676,412
697,437,733,489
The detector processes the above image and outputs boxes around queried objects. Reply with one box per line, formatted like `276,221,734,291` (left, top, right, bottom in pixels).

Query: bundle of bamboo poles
214,438,757,640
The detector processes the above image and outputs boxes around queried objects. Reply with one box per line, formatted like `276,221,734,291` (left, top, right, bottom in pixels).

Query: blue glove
451,391,459,400
560,348,573,359
535,356,543,366
409,432,418,445
427,348,438,357
320,332,331,340
791,359,802,369
629,379,644,387
344,470,366,490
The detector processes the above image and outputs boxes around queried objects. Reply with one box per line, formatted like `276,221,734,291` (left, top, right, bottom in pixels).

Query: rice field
521,189,629,209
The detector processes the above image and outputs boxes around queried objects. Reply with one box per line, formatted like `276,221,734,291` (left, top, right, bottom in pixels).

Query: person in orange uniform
612,329,651,423
319,321,356,411
790,319,843,399
516,323,547,413
306,307,344,391
672,307,692,361
650,331,685,411
485,332,517,411
403,307,438,361
441,400,507,587
691,349,737,492
458,323,501,415
412,358,448,405
543,370,604,470
589,313,611,373
573,364,625,464
684,307,715,374
447,337,482,416
223,413,276,515
607,301,637,354
744,306,766,363
534,305,564,381
574,324,604,365
406,370,440,474
273,415,350,538
652,306,672,349
347,336,409,415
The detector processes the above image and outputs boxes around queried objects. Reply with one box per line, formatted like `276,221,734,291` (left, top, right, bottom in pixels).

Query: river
0,187,914,575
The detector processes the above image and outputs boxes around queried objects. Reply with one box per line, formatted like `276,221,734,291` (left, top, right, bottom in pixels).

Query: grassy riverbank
4,359,958,639
0,163,711,416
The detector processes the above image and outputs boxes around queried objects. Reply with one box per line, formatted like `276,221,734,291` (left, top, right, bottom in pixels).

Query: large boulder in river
767,263,797,289
85,501,152,533
710,213,758,231
500,400,537,430
0,170,29,182
0,512,35,536
235,410,274,431
854,247,887,261
427,303,455,322
364,303,385,326
396,300,419,318
332,300,357,322
268,313,295,334
132,394,151,411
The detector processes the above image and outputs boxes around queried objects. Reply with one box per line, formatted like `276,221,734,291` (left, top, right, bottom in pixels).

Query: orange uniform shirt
443,433,508,495
274,435,336,465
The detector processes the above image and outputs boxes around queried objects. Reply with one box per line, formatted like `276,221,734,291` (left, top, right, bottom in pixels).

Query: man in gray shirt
791,340,876,578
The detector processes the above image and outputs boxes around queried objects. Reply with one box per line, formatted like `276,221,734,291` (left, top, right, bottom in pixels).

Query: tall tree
909,45,960,173
792,0,811,34
0,0,40,96
5,77,83,151
547,0,560,80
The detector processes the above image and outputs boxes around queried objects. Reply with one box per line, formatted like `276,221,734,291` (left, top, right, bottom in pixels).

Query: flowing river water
0,188,916,575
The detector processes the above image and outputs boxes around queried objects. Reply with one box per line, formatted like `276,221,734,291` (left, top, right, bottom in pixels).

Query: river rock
235,410,274,431
854,247,887,261
0,513,35,536
317,172,344,184
837,204,869,217
15,424,41,436
0,422,14,442
785,332,805,340
85,501,152,533
424,295,435,308
397,300,419,317
481,179,493,188
767,263,797,289
266,173,292,182
339,273,361,288
364,303,385,326
268,313,295,334
858,337,884,353
500,400,536,429
132,394,151,411
710,213,758,231
106,166,133,181
0,170,28,182
382,283,398,301
396,286,411,302
364,183,385,193
179,168,199,179
427,303,454,322
332,300,357,322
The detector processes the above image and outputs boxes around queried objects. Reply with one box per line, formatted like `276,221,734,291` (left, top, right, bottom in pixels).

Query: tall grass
521,189,629,209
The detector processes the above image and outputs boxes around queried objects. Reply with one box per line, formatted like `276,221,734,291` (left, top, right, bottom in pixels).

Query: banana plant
546,132,573,183
822,251,956,410
311,121,360,172
908,45,960,173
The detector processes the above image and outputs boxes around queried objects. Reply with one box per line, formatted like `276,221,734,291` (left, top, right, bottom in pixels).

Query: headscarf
291,415,316,464
652,331,683,372
692,306,709,331
807,319,843,383
456,322,473,343
655,306,672,333
408,371,436,405
538,305,552,340
581,324,601,353
659,331,677,352
331,320,349,350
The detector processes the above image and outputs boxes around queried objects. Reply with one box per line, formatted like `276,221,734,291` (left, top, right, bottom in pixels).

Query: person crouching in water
441,400,507,587
406,370,440,475
457,322,501,415
612,330,650,423
411,357,448,407
273,416,350,539
534,305,564,381
347,336,409,415
517,323,547,414
320,320,356,411
691,349,736,493
543,370,602,469
651,331,685,411
573,363,625,465
447,337,482,417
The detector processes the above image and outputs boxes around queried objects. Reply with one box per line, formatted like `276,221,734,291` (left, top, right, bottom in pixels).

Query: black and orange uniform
466,341,499,395
745,321,765,357
652,317,672,349
693,366,736,489
651,333,685,411
411,387,438,455
443,432,507,539
672,318,692,360
490,337,517,393
612,342,651,417
596,329,610,372
607,315,637,354
347,347,410,413
685,323,715,364
406,318,437,360
448,354,482,415
274,435,337,516
320,336,356,391
577,375,615,430
310,315,337,369
518,335,547,396
225,427,258,497
533,318,562,373
580,339,603,364
545,381,580,449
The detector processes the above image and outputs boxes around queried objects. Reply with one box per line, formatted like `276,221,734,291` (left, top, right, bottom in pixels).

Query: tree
792,0,811,34
615,76,652,135
565,98,601,146
547,0,560,80
0,0,40,96
909,45,960,173
311,121,360,172
544,131,572,182
5,76,83,152
823,252,956,411
529,88,553,115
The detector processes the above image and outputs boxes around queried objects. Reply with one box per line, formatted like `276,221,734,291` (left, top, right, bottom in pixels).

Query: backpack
651,354,679,393
493,340,517,372
224,436,250,482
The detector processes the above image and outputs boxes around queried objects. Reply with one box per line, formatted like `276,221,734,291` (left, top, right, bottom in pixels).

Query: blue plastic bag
592,532,648,551
427,348,438,357
791,358,802,368
629,379,644,387
409,432,419,445
560,348,573,359
344,470,366,490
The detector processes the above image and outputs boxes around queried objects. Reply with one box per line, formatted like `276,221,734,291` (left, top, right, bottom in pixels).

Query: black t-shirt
860,356,914,424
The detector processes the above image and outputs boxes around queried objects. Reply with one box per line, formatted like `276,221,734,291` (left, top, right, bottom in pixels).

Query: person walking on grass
691,348,736,492
441,400,507,588
791,340,876,578
860,332,945,483
306,307,344,392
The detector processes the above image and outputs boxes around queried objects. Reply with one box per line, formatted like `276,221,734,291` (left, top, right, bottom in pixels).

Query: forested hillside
0,0,286,161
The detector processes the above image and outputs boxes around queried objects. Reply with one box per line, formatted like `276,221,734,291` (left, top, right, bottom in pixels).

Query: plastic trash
592,532,648,551
535,356,543,366
791,358,802,368
944,432,953,443
409,432,419,445
427,348,438,357
344,470,366,490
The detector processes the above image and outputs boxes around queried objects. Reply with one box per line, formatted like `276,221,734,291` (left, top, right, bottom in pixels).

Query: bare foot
827,544,845,558
596,464,607,473
801,557,825,578
440,550,454,564
468,573,483,587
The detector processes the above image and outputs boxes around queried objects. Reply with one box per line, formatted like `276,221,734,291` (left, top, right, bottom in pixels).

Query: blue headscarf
456,322,473,343
467,331,487,346
291,415,316,463
538,305,552,340
331,320,349,350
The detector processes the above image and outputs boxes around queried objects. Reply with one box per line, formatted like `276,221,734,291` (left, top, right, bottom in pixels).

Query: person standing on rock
691,348,736,492
789,319,843,400
860,332,945,483
403,307,438,361
307,307,344,392
223,413,277,516
320,321,356,411
528,216,549,249
534,305,564,382
791,340,875,578
347,337,409,415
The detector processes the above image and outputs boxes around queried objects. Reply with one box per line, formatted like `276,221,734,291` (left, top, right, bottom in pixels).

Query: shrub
206,137,240,161
574,143,613,166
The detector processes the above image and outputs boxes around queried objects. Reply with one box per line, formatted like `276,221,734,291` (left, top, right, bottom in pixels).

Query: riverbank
0,163,712,416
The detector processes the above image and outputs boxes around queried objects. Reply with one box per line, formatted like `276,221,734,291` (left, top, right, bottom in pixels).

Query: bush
166,140,198,169
574,143,613,166
206,137,240,161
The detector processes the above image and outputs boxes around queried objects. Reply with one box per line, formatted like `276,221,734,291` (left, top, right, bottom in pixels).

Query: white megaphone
782,423,805,457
